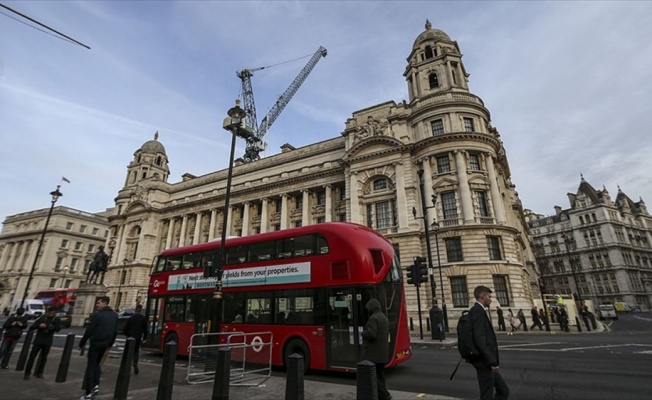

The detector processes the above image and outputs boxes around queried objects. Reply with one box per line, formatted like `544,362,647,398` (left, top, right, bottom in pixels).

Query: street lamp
430,220,448,331
561,233,582,303
412,169,448,339
61,265,69,288
212,99,261,302
20,184,63,308
117,258,128,310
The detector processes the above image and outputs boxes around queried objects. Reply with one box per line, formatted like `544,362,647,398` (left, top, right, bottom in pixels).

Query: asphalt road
4,313,651,400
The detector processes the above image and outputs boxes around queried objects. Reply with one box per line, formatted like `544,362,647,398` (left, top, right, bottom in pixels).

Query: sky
1,1,651,221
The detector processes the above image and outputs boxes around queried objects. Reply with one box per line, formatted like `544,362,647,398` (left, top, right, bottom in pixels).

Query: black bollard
55,333,76,383
409,317,413,331
114,337,136,400
575,317,582,332
16,329,34,371
285,353,304,400
426,317,430,332
356,360,378,400
212,347,231,400
157,340,178,400
590,313,597,330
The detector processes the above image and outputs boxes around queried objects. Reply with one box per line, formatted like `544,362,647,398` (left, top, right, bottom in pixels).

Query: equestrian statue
86,245,109,284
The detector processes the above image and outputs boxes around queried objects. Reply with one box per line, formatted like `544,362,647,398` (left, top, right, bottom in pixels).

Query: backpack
457,310,479,360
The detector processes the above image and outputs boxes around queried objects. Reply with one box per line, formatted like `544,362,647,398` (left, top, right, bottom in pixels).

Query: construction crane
236,46,328,162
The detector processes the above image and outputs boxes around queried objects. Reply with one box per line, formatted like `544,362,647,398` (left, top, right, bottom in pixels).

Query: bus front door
146,297,164,351
327,288,362,369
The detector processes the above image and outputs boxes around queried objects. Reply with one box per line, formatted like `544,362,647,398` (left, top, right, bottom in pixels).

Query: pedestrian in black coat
1,307,29,368
496,306,506,331
362,298,392,400
24,307,60,379
469,285,509,400
123,304,148,375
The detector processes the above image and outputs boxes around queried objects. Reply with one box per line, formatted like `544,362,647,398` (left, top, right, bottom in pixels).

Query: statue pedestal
72,283,107,327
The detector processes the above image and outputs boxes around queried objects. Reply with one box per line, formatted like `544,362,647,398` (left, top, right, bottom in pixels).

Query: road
4,313,652,399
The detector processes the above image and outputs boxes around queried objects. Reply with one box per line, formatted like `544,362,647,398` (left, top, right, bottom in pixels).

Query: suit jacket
29,315,61,346
469,302,499,368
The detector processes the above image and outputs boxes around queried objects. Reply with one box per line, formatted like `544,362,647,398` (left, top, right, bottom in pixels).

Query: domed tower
123,131,170,188
404,19,470,102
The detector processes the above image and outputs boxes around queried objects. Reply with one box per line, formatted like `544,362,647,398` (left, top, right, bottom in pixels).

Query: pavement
0,321,604,400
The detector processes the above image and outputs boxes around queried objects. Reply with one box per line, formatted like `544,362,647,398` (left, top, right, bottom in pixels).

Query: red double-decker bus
144,222,411,372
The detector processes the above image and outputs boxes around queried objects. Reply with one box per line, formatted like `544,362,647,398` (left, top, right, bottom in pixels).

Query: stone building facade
104,22,538,324
0,206,110,310
527,178,652,310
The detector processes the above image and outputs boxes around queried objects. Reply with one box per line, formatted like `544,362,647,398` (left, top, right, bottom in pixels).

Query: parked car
56,311,72,328
117,308,135,333
597,304,618,320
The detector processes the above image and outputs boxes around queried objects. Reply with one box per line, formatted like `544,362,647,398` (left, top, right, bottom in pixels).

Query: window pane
492,275,509,306
376,201,391,229
437,156,450,173
450,276,468,307
487,236,502,260
441,192,457,220
475,191,490,217
463,117,474,132
469,154,480,170
445,237,463,262
431,119,444,135
373,178,387,190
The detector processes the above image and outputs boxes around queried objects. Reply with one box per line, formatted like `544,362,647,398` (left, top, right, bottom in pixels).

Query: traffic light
414,256,428,284
406,264,417,285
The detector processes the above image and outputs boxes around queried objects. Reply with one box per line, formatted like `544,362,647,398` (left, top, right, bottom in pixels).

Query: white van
597,304,618,320
12,299,46,319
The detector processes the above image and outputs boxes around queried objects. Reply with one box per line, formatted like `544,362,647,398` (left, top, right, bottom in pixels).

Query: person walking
362,298,392,400
469,285,510,400
496,306,506,331
516,309,527,331
557,306,570,332
24,307,61,379
123,304,147,375
530,306,543,330
507,308,517,332
79,296,118,400
1,307,28,369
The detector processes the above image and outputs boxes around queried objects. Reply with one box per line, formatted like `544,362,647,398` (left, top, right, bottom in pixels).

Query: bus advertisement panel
145,222,411,372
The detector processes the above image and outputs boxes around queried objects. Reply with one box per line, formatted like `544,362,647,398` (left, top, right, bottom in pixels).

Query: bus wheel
165,332,179,346
284,338,310,374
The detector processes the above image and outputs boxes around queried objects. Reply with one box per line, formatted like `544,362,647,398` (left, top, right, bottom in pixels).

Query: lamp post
60,265,69,288
20,185,63,308
430,221,448,332
214,99,261,304
117,258,128,310
413,169,448,339
562,232,584,332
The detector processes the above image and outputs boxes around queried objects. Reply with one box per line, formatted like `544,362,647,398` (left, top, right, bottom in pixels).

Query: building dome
412,20,451,50
139,131,166,154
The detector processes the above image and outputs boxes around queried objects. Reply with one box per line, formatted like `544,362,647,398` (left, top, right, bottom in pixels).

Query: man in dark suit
123,304,148,375
469,285,509,400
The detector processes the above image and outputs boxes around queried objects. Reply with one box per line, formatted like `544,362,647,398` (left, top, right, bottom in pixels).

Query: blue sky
1,1,651,220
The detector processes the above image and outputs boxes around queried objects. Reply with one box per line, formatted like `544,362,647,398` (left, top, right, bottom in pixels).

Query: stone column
302,190,310,226
226,207,234,237
17,241,32,272
6,242,19,270
454,151,474,223
325,185,333,222
349,172,360,224
260,199,269,233
280,194,288,230
446,61,454,88
209,209,217,241
179,214,188,247
116,224,127,262
193,212,202,245
0,242,13,271
421,157,436,223
242,202,250,236
395,162,408,229
485,155,507,224
165,218,175,250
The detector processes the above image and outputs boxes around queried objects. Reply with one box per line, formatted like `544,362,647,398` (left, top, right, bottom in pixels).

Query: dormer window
428,73,439,89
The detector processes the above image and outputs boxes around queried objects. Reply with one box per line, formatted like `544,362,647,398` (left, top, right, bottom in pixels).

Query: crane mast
237,46,327,162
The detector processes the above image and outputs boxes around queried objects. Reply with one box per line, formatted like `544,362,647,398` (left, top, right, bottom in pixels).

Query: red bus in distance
34,288,76,311
144,222,411,372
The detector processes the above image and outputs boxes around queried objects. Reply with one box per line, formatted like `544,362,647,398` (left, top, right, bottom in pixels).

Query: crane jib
237,46,327,163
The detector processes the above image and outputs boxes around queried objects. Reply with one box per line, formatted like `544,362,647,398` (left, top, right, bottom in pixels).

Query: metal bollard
409,317,413,331
55,333,76,382
212,347,231,400
575,317,582,332
356,360,378,400
157,340,178,400
285,353,304,400
15,329,34,371
114,337,136,400
426,317,430,332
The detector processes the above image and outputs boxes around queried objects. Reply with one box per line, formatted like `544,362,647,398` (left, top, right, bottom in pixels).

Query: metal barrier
186,331,273,387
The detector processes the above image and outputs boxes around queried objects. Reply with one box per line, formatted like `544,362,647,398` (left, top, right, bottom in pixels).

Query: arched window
429,73,439,89
425,46,434,59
